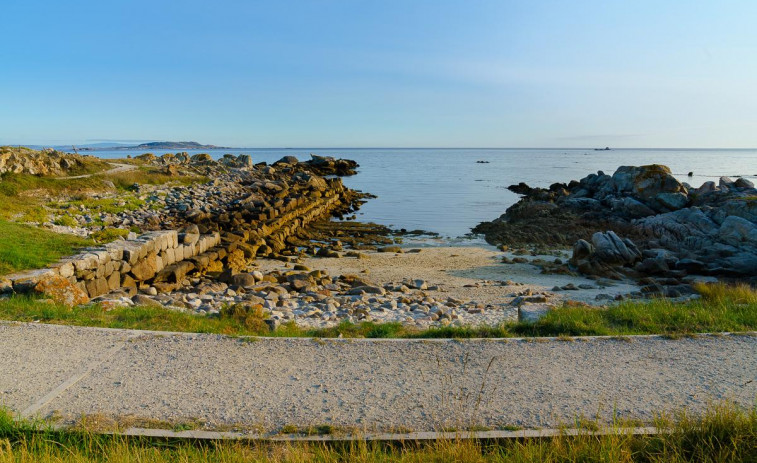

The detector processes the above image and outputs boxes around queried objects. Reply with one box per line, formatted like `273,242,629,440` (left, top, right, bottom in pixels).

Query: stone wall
1,182,350,303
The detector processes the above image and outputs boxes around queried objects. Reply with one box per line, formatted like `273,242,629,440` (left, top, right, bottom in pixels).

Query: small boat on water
594,146,611,151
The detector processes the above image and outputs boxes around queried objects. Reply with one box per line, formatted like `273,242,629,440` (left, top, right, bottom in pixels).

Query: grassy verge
0,221,92,276
0,283,755,338
0,403,754,462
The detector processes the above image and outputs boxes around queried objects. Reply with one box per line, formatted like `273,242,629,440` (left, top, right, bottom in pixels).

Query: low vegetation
0,402,754,462
0,221,91,275
0,283,755,339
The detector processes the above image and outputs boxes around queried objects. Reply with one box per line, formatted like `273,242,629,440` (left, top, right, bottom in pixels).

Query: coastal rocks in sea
301,154,359,176
476,163,757,280
610,164,688,211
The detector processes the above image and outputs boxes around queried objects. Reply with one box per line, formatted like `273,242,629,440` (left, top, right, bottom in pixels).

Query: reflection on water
89,148,757,238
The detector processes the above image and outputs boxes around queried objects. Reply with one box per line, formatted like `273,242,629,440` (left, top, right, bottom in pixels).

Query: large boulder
590,231,642,266
611,165,687,210
33,275,90,307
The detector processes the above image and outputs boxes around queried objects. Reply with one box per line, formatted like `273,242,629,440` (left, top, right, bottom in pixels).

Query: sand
256,245,640,307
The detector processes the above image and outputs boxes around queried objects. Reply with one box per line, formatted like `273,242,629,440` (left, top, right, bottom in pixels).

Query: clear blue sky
2,0,756,148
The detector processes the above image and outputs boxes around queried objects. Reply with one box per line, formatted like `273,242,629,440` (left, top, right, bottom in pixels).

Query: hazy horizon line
6,143,757,151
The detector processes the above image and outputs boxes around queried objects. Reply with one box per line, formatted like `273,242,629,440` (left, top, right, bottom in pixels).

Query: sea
88,148,757,240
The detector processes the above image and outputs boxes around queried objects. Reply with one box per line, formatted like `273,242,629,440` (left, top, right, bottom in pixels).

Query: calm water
90,148,757,238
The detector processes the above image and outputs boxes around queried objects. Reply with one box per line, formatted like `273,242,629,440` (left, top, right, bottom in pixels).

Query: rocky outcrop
299,154,359,176
477,164,757,280
0,146,104,176
4,161,362,300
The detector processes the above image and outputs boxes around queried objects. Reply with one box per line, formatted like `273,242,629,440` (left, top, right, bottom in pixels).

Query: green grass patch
0,402,755,462
58,196,146,215
0,283,755,338
90,228,130,243
512,283,757,337
101,166,209,190
0,221,92,276
0,297,274,335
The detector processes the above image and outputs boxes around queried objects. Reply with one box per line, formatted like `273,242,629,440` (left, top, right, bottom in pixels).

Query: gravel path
2,322,755,433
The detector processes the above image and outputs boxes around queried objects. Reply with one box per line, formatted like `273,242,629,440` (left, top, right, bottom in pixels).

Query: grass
0,402,754,462
0,283,755,339
57,196,146,215
0,166,207,222
0,221,92,276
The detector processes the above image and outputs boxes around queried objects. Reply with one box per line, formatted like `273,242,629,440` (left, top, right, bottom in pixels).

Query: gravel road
1,322,754,433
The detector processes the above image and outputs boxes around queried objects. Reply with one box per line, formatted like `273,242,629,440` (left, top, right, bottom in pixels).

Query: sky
1,0,756,148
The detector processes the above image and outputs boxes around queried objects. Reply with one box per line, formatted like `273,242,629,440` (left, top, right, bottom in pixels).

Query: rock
675,258,706,273
717,216,757,247
635,257,670,275
611,197,656,218
33,275,89,307
518,304,551,323
612,164,686,206
697,181,718,194
655,192,689,210
377,245,402,253
735,178,754,189
129,253,158,281
162,164,179,176
590,231,641,265
347,285,386,296
264,319,280,331
132,294,163,308
316,247,341,258
719,176,735,189
572,239,594,261
411,279,428,290
230,273,257,288
179,224,200,245
275,155,299,165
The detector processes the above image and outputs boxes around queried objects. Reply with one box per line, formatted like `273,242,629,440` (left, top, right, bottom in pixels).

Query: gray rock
572,239,594,261
656,192,688,210
611,197,656,218
718,215,757,247
635,257,670,275
132,294,163,308
735,178,754,189
591,231,641,265
230,273,257,288
518,305,550,323
347,285,386,296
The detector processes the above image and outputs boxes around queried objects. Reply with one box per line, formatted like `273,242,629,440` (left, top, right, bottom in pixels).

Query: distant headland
79,141,231,151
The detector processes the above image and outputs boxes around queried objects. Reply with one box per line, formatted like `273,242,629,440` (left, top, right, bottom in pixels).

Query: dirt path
57,162,137,180
3,322,754,433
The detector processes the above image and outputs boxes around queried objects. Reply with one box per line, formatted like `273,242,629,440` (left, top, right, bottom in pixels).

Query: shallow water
90,148,757,238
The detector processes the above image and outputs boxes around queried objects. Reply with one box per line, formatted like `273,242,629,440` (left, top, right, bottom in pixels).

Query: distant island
79,141,231,151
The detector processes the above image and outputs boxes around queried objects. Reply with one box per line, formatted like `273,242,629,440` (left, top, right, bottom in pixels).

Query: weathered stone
377,245,402,253
347,285,386,296
130,252,158,281
8,269,57,292
85,277,109,298
230,273,257,288
132,294,163,308
33,275,90,306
